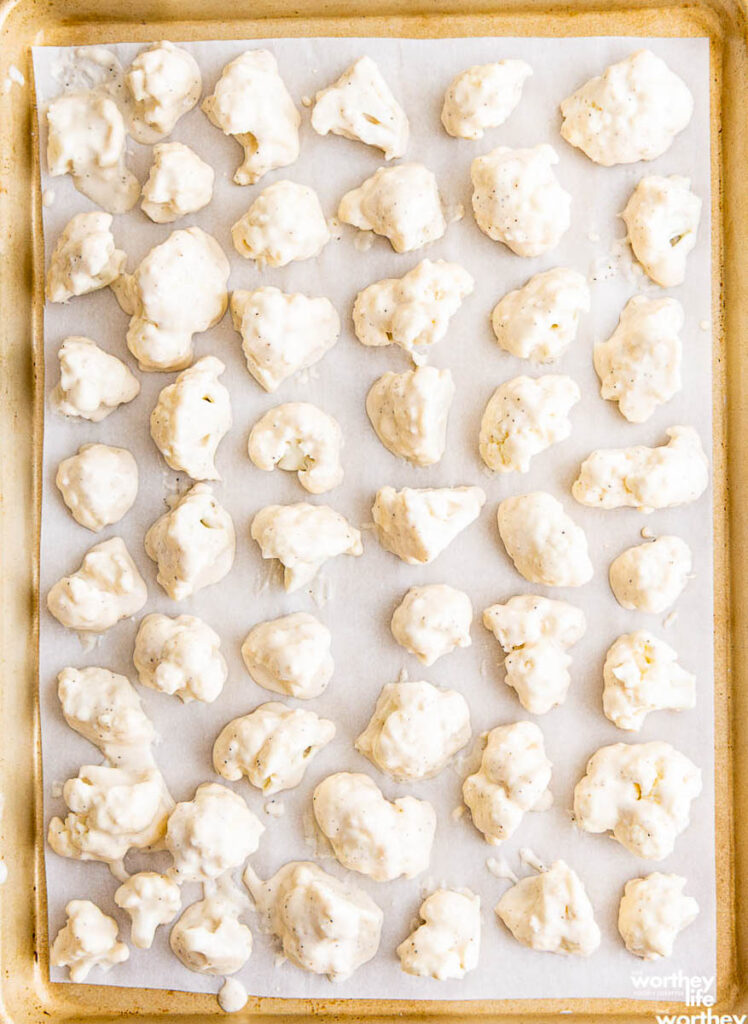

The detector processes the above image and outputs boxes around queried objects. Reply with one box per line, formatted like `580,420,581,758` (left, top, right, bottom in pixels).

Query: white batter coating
47,536,147,633
471,145,571,257
213,702,336,794
483,595,586,715
353,259,474,355
313,772,436,881
609,535,692,613
622,175,702,287
165,782,264,883
150,356,232,480
51,900,129,982
463,721,552,845
560,49,693,166
48,764,173,868
231,287,340,392
311,55,409,159
46,212,126,303
366,367,455,467
114,227,229,372
141,142,214,223
498,492,593,588
603,630,696,732
391,584,472,666
244,860,383,981
496,860,601,956
57,666,154,766
250,503,363,592
491,267,590,364
397,889,481,980
356,681,471,781
241,612,334,699
114,872,181,950
202,49,300,185
479,374,580,473
372,485,486,565
133,613,228,704
231,180,330,266
573,741,702,859
248,402,343,493
144,483,236,601
618,873,699,959
56,443,138,531
170,897,252,975
441,60,532,139
594,295,683,423
572,426,709,513
126,41,201,142
46,91,139,213
52,337,139,422
338,163,446,253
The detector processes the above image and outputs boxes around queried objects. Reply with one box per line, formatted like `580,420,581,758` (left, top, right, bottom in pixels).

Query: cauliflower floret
51,337,139,422
622,175,702,287
114,872,181,949
47,537,147,633
241,612,334,699
248,402,343,493
441,60,532,139
491,268,590,364
366,367,455,467
141,142,214,223
372,485,485,565
609,535,692,613
391,584,472,666
46,213,126,303
231,180,329,266
170,897,252,975
618,873,699,959
603,631,696,731
125,41,201,142
133,613,228,704
56,444,138,531
397,890,481,980
498,492,593,587
51,900,129,982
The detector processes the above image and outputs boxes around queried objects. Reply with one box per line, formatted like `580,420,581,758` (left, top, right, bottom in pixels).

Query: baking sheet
32,35,714,1002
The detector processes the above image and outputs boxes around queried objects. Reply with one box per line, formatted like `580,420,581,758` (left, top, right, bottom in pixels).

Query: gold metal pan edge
0,0,745,1020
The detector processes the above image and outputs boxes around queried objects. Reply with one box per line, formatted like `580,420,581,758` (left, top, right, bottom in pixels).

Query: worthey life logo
654,1013,746,1024
631,969,715,1005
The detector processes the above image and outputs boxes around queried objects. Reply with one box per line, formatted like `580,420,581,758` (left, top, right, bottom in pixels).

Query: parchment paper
33,35,714,1002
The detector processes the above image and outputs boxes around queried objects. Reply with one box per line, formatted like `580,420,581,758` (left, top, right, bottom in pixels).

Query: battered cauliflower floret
618,873,699,959
338,163,446,253
47,537,147,633
231,287,340,392
441,60,532,139
140,142,214,223
594,295,683,423
391,584,472,666
51,900,129,982
311,55,409,159
471,145,571,257
125,41,202,142
602,631,696,732
622,175,702,288
397,889,481,980
366,367,455,467
51,337,139,422
483,595,586,714
150,356,232,480
202,49,300,185
353,259,474,355
573,741,702,859
572,426,709,513
491,268,590,364
498,492,593,588
248,402,343,493
47,764,173,867
609,535,692,613
244,861,383,981
231,180,330,266
144,483,236,601
165,782,264,883
46,213,126,303
241,612,334,699
133,613,228,704
463,721,552,845
114,872,181,949
560,49,693,166
170,897,252,975
114,227,229,372
356,681,471,781
250,503,362,592
372,485,486,565
496,860,601,956
56,444,138,531
313,772,436,881
213,702,336,794
479,374,580,473
46,93,139,213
